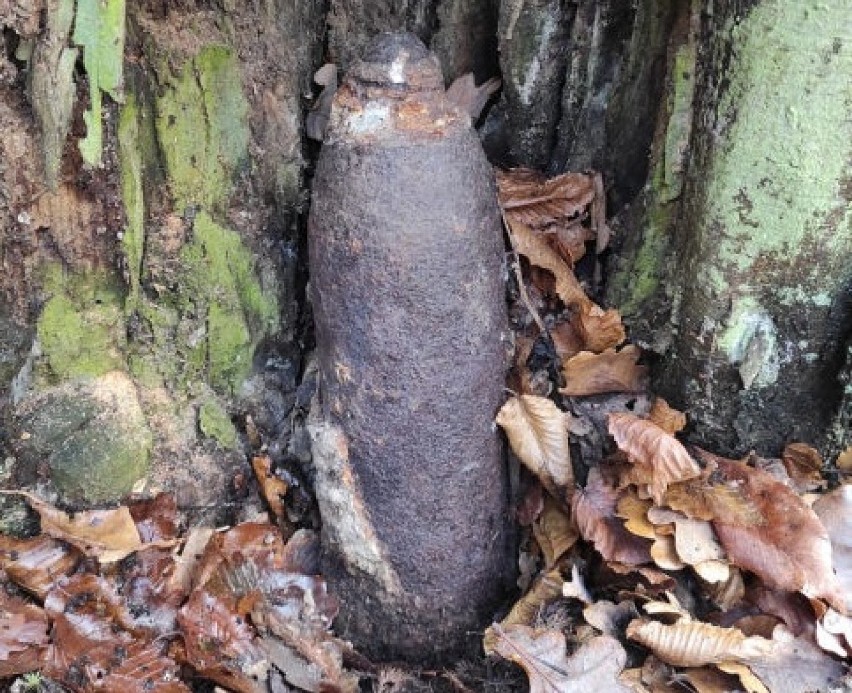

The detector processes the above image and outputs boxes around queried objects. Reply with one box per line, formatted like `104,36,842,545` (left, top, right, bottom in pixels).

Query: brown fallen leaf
781,442,825,492
582,600,638,637
703,567,745,611
533,495,578,568
672,517,725,566
573,306,626,353
550,320,584,360
608,413,701,504
10,492,174,563
616,492,656,540
708,458,845,610
496,395,574,499
837,446,852,471
488,624,632,693
746,625,847,693
0,534,79,598
559,346,648,397
505,218,592,311
650,534,686,572
128,492,179,542
812,482,852,612
497,168,596,232
0,594,49,678
573,467,652,566
647,398,687,434
86,639,191,692
626,618,776,667
252,454,290,522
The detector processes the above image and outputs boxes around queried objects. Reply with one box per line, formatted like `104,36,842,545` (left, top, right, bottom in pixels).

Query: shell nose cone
349,31,444,91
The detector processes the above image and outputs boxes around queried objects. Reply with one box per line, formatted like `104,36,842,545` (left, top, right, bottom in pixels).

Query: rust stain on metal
308,32,513,661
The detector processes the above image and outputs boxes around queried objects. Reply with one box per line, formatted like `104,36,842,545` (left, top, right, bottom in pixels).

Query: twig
500,211,548,337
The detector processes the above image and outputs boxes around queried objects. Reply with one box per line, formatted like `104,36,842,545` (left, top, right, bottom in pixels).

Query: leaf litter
0,167,849,692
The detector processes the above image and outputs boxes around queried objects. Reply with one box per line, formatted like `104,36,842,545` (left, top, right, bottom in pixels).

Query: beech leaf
573,467,652,566
559,346,647,397
708,458,845,610
496,395,574,498
626,618,776,667
608,413,701,504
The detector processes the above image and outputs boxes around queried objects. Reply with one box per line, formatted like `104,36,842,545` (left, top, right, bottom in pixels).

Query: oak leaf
608,413,701,504
489,625,631,693
496,395,574,499
559,346,647,397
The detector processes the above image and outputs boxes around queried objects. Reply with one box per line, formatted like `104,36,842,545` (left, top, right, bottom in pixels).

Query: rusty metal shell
308,33,513,661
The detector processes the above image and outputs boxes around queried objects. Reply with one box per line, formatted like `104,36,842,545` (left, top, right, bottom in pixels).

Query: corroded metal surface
308,32,512,660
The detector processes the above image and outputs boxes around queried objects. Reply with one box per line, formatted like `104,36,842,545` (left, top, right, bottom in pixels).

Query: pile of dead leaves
488,167,852,692
0,483,358,692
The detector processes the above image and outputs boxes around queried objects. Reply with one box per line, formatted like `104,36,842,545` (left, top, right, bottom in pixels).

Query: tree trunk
608,0,852,457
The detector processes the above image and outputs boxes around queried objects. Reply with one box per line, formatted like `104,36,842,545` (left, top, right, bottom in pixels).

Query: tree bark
608,0,852,457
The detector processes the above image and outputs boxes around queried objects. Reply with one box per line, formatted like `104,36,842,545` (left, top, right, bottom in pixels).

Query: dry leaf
781,442,825,492
703,567,745,611
708,458,845,610
626,618,775,667
496,395,574,498
489,625,631,693
573,467,652,566
837,446,852,471
608,413,701,504
673,517,725,566
812,483,852,612
650,534,686,571
746,625,846,693
715,662,769,693
574,306,626,353
533,495,579,568
484,570,563,653
446,73,501,121
616,493,656,540
13,492,172,563
550,320,584,360
497,168,596,231
693,560,731,584
682,666,755,693
647,398,687,434
583,600,638,637
506,218,592,310
559,346,648,397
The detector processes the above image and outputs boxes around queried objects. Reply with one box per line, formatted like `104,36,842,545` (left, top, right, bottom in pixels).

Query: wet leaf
0,534,79,598
0,595,49,678
177,589,268,693
608,413,701,504
559,346,647,397
709,458,844,609
128,493,179,542
252,454,290,522
12,492,173,563
626,619,775,667
573,467,652,566
496,395,574,499
489,625,631,693
89,639,190,692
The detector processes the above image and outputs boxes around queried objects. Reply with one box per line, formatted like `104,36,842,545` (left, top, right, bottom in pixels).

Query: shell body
308,33,512,660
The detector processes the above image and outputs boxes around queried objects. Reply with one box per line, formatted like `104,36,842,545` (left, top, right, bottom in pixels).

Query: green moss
699,2,851,295
36,271,126,381
118,94,144,315
198,397,238,449
179,212,278,394
155,45,249,210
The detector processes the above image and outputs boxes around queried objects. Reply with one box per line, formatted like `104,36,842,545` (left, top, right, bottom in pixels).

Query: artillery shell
308,32,512,661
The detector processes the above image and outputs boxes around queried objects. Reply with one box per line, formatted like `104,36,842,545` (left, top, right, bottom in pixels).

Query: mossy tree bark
607,0,852,458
